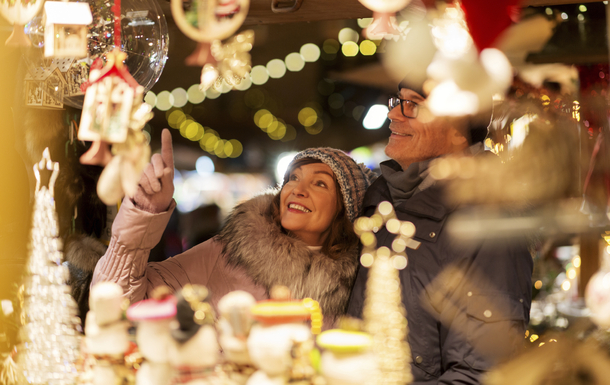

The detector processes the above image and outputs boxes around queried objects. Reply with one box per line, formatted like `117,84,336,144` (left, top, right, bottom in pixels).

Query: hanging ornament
460,0,522,52
43,1,92,58
0,0,44,46
358,0,411,39
78,49,152,205
201,29,253,92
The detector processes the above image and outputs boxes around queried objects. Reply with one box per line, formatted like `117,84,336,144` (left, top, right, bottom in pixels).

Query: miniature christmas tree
17,148,82,385
355,201,414,385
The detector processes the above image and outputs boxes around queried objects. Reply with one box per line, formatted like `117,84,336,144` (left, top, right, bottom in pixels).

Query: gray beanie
285,148,376,222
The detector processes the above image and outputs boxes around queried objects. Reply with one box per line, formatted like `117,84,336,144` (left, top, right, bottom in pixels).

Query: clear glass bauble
23,0,168,109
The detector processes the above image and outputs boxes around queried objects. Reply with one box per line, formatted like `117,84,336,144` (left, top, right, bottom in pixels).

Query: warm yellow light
305,121,323,135
233,74,252,91
281,125,297,142
357,18,373,28
561,280,571,291
227,139,243,158
285,52,305,72
187,84,205,104
269,122,286,140
223,140,233,157
254,109,272,128
579,4,587,12
534,280,542,290
359,40,376,56
167,110,185,129
155,91,174,111
342,41,359,57
171,88,188,108
573,256,581,267
205,88,221,100
298,107,317,127
567,268,577,280
300,43,321,62
267,59,287,79
530,334,539,342
214,140,228,158
144,91,157,107
250,65,270,85
338,27,359,44
203,133,219,152
184,122,201,140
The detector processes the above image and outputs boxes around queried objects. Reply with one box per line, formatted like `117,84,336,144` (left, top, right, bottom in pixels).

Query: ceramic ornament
78,49,153,205
317,329,377,385
217,291,257,385
358,0,411,39
0,0,44,46
460,0,522,53
169,284,222,385
43,1,92,58
246,286,316,385
84,282,130,385
127,287,177,385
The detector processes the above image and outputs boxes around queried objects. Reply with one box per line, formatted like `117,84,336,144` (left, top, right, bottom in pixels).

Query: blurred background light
156,90,174,111
360,40,377,55
363,104,388,129
144,91,157,107
251,65,270,85
187,84,205,104
300,43,321,62
298,107,318,127
338,27,359,44
196,156,215,175
267,59,287,79
275,152,298,183
285,52,305,72
171,87,188,108
341,41,359,57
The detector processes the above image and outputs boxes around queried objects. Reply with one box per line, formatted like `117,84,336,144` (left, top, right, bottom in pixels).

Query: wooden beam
525,0,603,6
244,0,372,25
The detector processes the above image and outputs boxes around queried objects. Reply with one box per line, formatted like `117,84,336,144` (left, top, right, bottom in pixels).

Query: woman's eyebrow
313,170,334,178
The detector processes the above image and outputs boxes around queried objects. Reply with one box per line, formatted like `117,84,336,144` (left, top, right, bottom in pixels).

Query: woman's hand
132,129,175,213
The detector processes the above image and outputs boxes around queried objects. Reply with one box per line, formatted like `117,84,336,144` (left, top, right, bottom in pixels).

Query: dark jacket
347,160,533,385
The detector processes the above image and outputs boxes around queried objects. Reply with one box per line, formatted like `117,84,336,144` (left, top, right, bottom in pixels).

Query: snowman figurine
127,286,177,385
246,286,316,385
217,291,257,384
316,324,377,385
168,284,221,385
84,281,130,385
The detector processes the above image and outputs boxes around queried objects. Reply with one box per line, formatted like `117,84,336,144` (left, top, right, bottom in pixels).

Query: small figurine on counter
84,281,130,385
169,284,221,385
316,320,377,385
246,286,317,385
217,290,257,385
127,286,177,385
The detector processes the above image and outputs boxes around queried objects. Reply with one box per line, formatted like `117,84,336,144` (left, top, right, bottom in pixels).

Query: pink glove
132,129,175,213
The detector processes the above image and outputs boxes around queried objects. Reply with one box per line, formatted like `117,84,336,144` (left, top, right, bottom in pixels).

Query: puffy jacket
92,193,360,321
347,160,533,385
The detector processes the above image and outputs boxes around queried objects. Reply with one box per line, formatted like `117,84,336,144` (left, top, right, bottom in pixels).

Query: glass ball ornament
23,0,168,109
585,267,610,329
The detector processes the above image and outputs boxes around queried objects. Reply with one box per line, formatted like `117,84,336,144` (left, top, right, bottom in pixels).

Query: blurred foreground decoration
0,0,43,46
357,0,411,39
17,148,82,385
355,201,414,385
484,338,610,385
78,49,152,205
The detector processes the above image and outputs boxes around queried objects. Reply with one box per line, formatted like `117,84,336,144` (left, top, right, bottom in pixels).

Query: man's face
385,88,456,170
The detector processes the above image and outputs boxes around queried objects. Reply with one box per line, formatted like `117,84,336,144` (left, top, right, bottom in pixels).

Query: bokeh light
245,89,265,108
185,122,204,140
254,109,274,130
267,59,287,79
196,156,215,175
214,139,227,158
268,121,286,140
328,93,345,109
206,88,221,99
275,152,298,182
353,105,366,120
171,87,188,108
561,280,571,291
300,43,321,62
285,52,305,72
251,65,270,85
573,256,581,268
318,79,335,95
144,91,157,107
534,280,542,290
305,120,323,135
234,74,252,91
360,40,377,55
227,139,243,158
338,27,359,44
167,109,186,129
363,104,389,129
187,84,205,104
156,91,174,111
357,18,373,28
281,125,297,142
298,107,318,127
323,39,340,54
342,41,359,57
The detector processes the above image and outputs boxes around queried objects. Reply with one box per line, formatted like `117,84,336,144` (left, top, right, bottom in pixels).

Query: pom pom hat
286,148,376,222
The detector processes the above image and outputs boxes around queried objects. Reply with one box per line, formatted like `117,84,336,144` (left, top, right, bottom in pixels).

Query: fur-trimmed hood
217,192,360,319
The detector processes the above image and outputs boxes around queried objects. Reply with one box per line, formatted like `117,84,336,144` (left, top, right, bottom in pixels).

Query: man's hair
266,158,357,258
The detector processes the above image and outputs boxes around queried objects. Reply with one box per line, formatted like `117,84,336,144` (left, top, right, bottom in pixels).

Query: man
346,84,533,384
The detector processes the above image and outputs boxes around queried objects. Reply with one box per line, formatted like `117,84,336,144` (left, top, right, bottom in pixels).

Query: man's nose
388,104,406,121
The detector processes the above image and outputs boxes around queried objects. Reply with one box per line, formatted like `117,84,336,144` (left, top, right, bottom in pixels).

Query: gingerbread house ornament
44,1,92,58
24,65,67,109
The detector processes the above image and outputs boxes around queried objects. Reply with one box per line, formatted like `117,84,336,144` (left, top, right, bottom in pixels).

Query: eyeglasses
388,96,420,119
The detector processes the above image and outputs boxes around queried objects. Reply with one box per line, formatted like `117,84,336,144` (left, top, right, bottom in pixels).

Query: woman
92,130,375,321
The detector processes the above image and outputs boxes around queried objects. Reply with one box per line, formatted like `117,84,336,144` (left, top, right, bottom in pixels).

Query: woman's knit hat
284,148,376,222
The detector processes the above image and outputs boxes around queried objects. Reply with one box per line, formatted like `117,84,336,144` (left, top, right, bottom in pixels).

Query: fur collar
217,192,360,319
64,233,107,273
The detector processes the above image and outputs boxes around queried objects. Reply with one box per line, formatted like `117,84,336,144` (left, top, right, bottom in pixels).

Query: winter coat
347,160,533,385
92,192,360,321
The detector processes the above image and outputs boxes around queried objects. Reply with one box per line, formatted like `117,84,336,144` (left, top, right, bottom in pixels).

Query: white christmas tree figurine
18,148,82,385
354,201,415,385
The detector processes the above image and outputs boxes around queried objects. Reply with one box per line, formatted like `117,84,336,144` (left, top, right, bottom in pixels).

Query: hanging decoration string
111,0,121,48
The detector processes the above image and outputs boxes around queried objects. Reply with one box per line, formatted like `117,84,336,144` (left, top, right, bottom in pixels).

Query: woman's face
280,163,338,246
